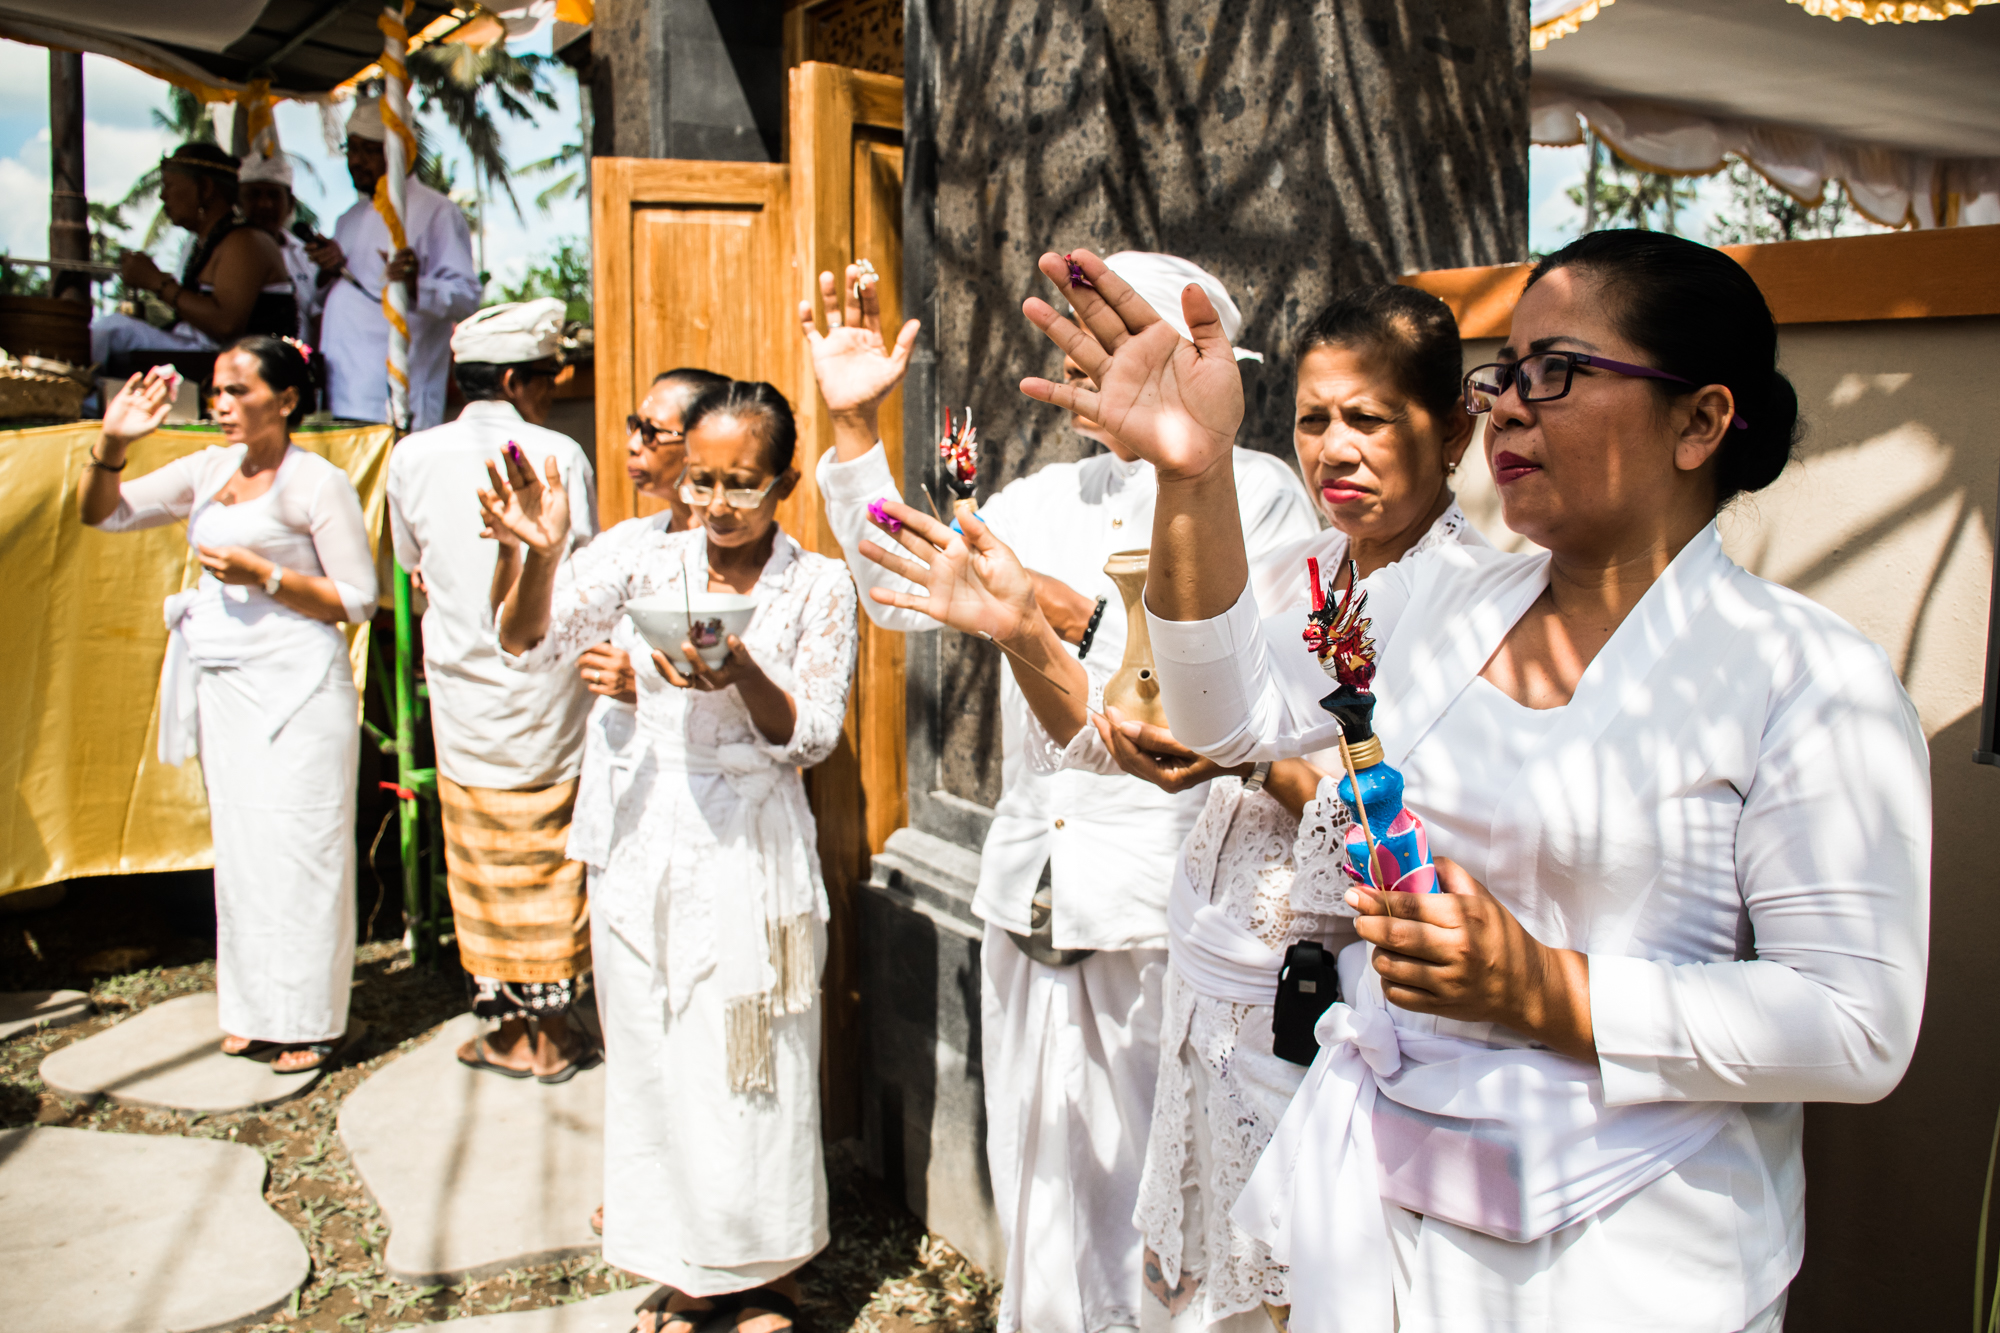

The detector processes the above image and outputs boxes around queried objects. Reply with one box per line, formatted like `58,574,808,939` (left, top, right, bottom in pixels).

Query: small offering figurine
938,405,978,528
1304,557,1438,894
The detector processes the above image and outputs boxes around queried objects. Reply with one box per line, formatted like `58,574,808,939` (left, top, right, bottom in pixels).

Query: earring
1445,459,1458,477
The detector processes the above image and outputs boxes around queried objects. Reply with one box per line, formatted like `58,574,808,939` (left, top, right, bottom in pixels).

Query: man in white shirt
238,146,322,344
312,97,481,430
801,253,1319,1333
387,298,600,1080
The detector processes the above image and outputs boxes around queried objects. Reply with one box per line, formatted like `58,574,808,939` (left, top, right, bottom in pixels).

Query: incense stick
917,482,944,525
977,632,1072,696
1337,733,1380,876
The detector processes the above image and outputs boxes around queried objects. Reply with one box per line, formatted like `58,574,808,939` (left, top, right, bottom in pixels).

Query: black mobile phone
1271,940,1341,1066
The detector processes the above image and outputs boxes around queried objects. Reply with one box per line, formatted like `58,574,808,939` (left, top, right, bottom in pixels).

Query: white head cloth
1101,250,1263,363
346,97,385,143
238,149,292,189
452,298,568,364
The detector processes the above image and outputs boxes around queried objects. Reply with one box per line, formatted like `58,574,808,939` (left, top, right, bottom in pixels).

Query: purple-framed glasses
1463,352,1750,430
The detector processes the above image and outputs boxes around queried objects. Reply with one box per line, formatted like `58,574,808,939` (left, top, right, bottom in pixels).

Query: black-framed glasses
626,414,685,446
1463,352,1749,430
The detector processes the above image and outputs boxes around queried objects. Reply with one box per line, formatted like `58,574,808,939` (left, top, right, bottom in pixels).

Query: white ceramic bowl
625,591,759,670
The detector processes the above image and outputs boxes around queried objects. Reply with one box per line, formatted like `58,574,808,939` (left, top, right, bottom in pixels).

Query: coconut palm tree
405,41,559,222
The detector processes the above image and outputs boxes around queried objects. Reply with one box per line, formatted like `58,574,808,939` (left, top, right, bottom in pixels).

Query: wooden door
786,60,905,1142
590,160,795,526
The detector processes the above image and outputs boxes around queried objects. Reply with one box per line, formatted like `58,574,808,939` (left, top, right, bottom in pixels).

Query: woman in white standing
81,338,375,1073
855,285,1488,1330
490,380,857,1333
1015,236,1929,1331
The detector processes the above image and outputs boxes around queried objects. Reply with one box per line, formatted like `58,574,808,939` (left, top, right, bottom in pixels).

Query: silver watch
263,566,285,596
1243,761,1272,793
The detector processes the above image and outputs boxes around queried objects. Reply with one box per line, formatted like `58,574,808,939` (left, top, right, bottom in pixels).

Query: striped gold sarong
439,775,590,984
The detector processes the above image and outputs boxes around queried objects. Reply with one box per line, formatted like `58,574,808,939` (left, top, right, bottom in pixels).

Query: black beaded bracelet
1075,595,1108,660
88,450,128,472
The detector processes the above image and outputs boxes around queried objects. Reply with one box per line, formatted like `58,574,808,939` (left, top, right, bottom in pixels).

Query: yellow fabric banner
0,421,395,895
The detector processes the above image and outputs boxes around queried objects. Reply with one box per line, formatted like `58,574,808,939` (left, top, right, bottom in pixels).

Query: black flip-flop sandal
727,1287,800,1331
535,1045,603,1085
272,1027,357,1076
220,1037,278,1060
632,1287,730,1333
457,1035,534,1079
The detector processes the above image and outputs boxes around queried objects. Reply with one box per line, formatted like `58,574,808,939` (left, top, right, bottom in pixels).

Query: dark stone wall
907,0,1531,815
593,0,786,161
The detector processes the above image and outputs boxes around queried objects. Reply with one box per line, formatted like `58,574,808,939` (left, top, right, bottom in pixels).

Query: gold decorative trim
1531,0,1615,50
1787,0,1995,21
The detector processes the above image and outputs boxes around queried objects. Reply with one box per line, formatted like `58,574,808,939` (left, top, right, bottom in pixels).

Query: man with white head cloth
313,97,481,429
237,146,322,343
388,298,601,1080
800,251,1318,1333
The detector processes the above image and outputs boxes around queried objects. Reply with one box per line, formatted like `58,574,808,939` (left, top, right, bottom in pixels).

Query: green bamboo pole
391,558,429,965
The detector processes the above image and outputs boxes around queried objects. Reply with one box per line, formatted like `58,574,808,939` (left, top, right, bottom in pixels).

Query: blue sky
0,28,589,298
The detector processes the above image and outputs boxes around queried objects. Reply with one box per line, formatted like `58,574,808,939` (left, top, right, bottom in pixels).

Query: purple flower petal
867,498,904,534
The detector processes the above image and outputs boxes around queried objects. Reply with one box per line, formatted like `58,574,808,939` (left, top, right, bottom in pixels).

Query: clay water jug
1101,549,1169,729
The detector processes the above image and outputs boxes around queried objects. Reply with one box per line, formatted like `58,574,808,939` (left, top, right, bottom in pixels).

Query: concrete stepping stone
0,989,91,1040
39,992,349,1111
429,1288,648,1331
0,1124,309,1333
339,1013,604,1282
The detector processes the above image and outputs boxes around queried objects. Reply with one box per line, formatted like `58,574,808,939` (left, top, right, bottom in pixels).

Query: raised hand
101,367,177,448
858,500,1040,645
799,264,921,421
1017,248,1244,482
480,445,569,557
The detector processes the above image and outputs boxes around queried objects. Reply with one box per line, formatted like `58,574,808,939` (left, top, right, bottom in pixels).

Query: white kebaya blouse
1149,523,1931,1332
816,441,1318,951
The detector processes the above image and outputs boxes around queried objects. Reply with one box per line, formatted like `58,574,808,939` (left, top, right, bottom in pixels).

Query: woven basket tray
0,363,90,422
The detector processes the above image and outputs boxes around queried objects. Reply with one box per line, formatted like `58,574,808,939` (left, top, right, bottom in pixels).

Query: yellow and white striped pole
375,2,417,432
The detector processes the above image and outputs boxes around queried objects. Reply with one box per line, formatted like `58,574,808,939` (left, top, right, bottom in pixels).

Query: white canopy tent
1530,0,2000,226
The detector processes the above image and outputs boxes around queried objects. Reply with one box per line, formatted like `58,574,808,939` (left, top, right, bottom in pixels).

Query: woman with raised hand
860,285,1489,1332
802,254,1318,1333
1012,235,1929,1331
488,380,856,1333
79,338,375,1075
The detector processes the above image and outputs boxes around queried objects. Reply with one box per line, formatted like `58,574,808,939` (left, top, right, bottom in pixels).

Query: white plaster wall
1457,317,2000,1324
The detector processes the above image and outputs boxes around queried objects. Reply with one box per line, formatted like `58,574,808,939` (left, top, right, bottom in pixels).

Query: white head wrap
346,97,386,143
1100,251,1263,362
452,298,568,364
238,149,292,189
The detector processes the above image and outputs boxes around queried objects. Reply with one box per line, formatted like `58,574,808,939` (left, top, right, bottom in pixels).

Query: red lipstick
1492,451,1541,485
1320,480,1368,505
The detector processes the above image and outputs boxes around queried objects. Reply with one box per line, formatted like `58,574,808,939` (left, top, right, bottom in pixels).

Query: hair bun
1720,370,1800,499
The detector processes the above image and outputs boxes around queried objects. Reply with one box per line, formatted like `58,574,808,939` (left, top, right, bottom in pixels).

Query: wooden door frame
785,61,908,853
590,158,795,529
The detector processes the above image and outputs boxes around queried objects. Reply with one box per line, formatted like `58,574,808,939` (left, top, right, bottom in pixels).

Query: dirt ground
0,875,998,1332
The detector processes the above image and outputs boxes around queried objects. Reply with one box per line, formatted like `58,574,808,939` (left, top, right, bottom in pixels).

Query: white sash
1233,949,1731,1333
1165,857,1285,1006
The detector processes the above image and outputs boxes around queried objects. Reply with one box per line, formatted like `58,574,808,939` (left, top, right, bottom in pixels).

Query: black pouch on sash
1272,940,1341,1066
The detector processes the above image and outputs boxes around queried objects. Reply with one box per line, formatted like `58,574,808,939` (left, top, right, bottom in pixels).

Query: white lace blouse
502,524,858,1022
1131,503,1483,1323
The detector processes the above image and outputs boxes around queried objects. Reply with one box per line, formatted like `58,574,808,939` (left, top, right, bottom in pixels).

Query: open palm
859,501,1039,643
1017,249,1243,481
800,264,921,418
480,450,570,557
102,368,176,447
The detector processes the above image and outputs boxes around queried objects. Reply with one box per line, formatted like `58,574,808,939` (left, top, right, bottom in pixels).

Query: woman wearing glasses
1018,231,1928,1331
489,378,856,1333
